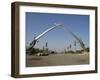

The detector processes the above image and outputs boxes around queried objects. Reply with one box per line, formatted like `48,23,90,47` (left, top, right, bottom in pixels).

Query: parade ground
26,53,89,67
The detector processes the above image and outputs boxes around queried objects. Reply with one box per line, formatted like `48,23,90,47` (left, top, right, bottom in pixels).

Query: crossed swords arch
30,23,85,50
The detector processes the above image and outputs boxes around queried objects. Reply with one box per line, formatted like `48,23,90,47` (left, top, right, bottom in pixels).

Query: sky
26,12,89,52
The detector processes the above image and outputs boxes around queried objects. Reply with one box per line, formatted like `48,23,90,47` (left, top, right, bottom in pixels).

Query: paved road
26,53,89,67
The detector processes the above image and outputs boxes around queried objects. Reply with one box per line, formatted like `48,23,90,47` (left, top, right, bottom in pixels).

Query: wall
0,0,100,80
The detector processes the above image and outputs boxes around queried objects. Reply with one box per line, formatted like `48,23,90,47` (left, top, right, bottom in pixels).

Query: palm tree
69,44,72,51
74,40,76,52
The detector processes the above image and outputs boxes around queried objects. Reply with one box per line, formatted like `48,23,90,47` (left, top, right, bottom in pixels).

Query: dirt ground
26,53,89,67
